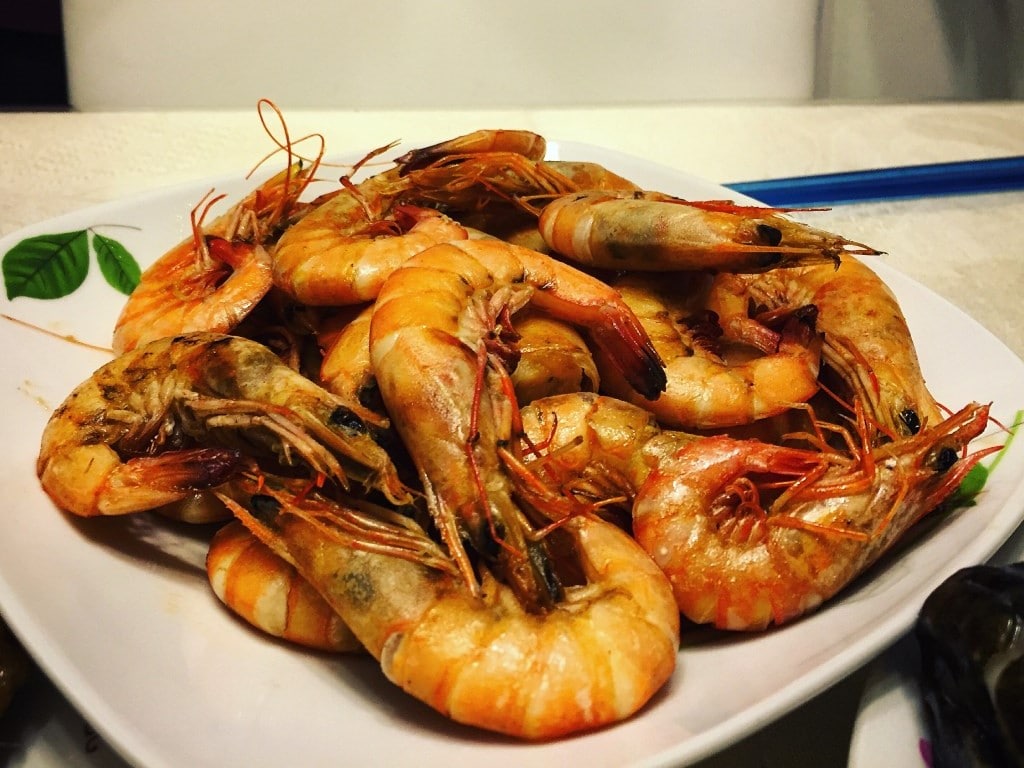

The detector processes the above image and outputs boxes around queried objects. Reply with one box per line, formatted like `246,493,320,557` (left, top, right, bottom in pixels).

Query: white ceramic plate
2,141,1023,768
848,487,1024,768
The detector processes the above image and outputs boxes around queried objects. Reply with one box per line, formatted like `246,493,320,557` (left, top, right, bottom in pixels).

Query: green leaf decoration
951,463,988,507
93,232,141,295
949,408,1022,507
3,230,91,300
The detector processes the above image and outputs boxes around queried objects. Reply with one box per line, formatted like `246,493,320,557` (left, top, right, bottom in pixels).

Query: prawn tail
589,305,667,401
91,447,249,517
133,446,248,486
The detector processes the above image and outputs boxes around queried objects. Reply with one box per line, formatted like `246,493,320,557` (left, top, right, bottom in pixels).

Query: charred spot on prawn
339,570,376,607
97,382,124,403
176,332,219,350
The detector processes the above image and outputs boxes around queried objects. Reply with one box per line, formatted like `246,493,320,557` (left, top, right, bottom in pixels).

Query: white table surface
1,101,1023,767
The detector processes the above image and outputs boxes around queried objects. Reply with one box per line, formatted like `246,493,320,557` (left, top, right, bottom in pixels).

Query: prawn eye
329,406,368,435
357,380,385,414
899,408,922,435
933,446,960,473
755,223,783,246
250,493,282,522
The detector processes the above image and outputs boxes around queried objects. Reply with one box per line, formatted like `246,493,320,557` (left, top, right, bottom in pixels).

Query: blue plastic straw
724,155,1024,207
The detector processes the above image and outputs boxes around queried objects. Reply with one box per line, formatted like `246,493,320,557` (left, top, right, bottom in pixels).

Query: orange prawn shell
633,403,994,631
207,521,361,653
355,516,679,740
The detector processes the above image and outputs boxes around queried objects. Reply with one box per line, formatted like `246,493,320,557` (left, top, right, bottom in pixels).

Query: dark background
1,0,68,109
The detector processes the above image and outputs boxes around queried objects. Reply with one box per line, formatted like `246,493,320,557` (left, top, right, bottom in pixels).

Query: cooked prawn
272,129,581,307
515,391,692,527
707,254,943,439
632,401,997,630
594,272,823,429
398,151,578,214
510,308,601,404
368,238,665,607
318,302,600,427
36,332,411,517
272,202,468,306
113,103,323,353
393,128,549,170
517,392,997,629
112,195,275,354
519,392,695,486
219,475,679,740
207,520,361,652
538,191,881,272
413,153,638,252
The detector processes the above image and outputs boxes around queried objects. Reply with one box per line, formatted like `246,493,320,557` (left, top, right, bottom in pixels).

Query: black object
916,562,1024,768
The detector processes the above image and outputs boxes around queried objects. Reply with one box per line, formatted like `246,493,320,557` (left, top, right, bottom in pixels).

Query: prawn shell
511,310,601,403
207,521,361,653
633,402,994,630
538,192,835,272
380,517,679,740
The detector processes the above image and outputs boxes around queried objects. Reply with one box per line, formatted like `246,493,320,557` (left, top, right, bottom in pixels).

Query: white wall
63,0,1023,110
63,0,820,109
815,0,1024,100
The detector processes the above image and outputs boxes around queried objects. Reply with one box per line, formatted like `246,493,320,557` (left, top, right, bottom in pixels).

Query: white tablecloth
1,102,1022,767
3,102,1023,360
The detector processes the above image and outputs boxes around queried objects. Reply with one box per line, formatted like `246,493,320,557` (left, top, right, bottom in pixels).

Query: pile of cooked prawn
35,108,998,741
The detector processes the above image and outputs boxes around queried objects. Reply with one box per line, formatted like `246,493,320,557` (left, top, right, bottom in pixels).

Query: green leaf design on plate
93,232,141,295
951,463,988,508
949,408,1022,507
3,226,142,301
2,230,91,300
